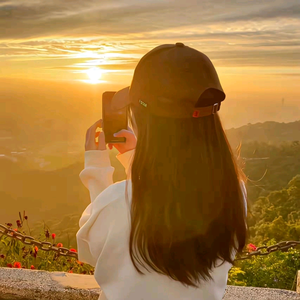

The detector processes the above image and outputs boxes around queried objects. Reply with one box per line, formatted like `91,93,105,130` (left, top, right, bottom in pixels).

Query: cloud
0,1,175,39
48,62,137,71
0,0,299,40
271,73,300,76
0,0,299,78
1,29,299,68
213,1,300,22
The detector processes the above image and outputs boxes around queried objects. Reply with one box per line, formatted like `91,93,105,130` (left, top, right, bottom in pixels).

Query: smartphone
102,91,127,144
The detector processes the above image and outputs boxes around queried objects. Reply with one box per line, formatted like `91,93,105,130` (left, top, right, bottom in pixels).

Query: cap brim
111,86,130,110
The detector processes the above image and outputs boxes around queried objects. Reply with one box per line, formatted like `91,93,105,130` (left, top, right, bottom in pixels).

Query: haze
1,0,300,129
1,0,300,248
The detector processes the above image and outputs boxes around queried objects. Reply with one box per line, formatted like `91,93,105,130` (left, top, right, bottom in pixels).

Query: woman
76,43,249,300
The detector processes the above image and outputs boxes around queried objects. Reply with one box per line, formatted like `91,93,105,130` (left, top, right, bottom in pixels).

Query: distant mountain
226,120,300,148
1,78,299,164
0,148,126,226
1,118,300,247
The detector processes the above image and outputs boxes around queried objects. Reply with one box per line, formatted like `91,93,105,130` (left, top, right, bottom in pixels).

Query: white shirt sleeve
76,149,135,266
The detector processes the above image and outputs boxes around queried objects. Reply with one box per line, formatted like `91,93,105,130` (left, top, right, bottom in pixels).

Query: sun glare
86,67,103,83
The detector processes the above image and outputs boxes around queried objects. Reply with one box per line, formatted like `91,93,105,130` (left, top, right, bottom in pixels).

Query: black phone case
102,91,127,144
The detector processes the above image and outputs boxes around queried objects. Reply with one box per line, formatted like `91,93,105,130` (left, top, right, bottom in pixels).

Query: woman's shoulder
93,180,130,210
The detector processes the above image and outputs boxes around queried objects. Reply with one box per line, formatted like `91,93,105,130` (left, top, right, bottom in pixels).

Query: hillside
248,174,300,245
0,148,126,225
1,78,299,171
1,120,300,247
226,120,300,148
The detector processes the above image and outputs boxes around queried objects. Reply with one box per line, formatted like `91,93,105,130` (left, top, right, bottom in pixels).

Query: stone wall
0,268,299,300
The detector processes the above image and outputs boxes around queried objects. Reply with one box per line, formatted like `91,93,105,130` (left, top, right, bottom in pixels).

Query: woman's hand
85,119,106,151
85,119,137,154
108,126,137,154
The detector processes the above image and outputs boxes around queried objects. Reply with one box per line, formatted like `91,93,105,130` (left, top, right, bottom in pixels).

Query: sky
1,0,300,128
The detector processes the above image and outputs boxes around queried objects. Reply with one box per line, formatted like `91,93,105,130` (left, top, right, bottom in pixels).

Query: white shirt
76,149,247,300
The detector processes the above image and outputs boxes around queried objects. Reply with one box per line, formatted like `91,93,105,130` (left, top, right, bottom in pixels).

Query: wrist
119,147,135,155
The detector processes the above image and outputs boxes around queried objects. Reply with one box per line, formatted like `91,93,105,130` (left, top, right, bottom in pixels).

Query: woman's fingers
113,129,131,137
86,119,102,139
86,119,134,152
85,119,106,151
97,130,106,150
96,119,103,128
90,119,102,132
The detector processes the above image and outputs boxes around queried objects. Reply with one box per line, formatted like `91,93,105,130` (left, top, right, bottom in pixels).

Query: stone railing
0,268,299,300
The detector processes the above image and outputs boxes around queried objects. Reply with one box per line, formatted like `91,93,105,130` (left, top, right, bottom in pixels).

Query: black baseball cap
111,42,226,118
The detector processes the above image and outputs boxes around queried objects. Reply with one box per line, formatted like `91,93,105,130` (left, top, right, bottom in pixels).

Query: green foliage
1,121,300,290
228,239,300,290
30,215,80,249
0,227,94,275
249,174,300,245
227,267,246,286
228,174,300,290
240,142,300,202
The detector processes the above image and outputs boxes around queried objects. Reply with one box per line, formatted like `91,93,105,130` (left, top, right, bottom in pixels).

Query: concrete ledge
297,270,300,294
0,267,299,300
224,286,300,300
0,267,101,300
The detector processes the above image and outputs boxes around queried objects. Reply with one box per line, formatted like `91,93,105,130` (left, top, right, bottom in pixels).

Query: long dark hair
125,102,249,288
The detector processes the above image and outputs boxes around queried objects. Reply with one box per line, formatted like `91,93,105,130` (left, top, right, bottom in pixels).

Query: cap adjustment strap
192,102,220,118
212,103,219,114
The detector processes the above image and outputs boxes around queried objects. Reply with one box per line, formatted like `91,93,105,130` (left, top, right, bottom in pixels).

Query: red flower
13,228,18,231
68,270,73,273
56,243,63,248
0,254,5,259
13,262,21,268
70,248,77,253
51,233,56,239
16,220,22,228
76,260,83,265
24,216,28,220
30,265,35,270
5,223,12,227
7,263,13,268
247,243,257,252
34,246,38,252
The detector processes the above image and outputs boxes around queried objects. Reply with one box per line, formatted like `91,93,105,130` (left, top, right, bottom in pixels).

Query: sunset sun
86,67,102,83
